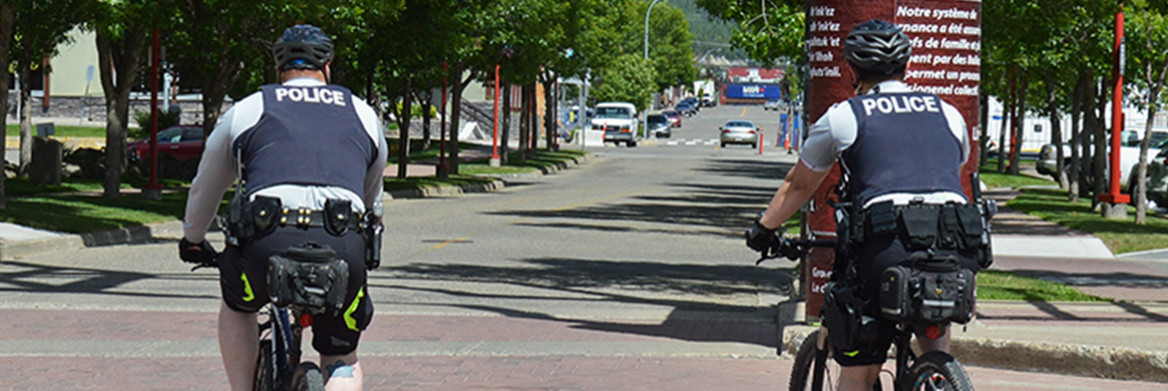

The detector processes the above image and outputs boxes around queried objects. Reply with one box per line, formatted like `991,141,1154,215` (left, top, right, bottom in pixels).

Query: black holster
364,211,383,270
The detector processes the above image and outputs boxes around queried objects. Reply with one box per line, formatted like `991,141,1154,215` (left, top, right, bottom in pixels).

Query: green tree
10,0,88,174
694,0,804,64
638,2,697,92
1124,1,1168,224
0,3,14,209
592,54,656,112
88,0,159,197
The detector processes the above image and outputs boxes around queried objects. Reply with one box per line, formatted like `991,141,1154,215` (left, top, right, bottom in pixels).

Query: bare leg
838,364,881,391
322,352,364,391
218,300,258,391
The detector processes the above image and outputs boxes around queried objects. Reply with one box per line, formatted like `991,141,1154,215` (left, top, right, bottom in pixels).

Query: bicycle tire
290,362,326,391
905,351,974,391
789,330,838,391
254,339,275,391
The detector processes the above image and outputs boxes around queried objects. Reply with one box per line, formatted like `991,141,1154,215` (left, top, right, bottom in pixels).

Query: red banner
802,0,981,319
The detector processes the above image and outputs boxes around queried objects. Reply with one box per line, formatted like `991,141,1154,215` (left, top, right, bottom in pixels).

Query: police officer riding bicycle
178,24,388,391
746,20,990,391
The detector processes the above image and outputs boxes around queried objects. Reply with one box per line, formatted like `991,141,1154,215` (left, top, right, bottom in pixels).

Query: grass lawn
0,192,190,233
6,124,106,138
1007,188,1168,254
978,159,1056,189
977,270,1108,302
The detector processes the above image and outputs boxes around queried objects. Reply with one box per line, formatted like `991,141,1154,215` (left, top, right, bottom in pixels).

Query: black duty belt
271,207,364,230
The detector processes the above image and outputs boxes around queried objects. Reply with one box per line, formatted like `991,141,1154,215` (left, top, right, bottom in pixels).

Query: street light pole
643,0,663,140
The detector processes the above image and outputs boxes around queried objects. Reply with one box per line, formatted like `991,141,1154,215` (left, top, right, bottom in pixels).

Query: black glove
746,219,781,253
179,237,218,265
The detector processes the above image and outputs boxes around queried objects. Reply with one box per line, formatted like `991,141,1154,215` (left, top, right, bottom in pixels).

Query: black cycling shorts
831,234,978,367
219,226,374,356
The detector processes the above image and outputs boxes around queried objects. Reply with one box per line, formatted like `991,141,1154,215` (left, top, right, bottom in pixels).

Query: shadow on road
377,256,794,347
0,260,220,300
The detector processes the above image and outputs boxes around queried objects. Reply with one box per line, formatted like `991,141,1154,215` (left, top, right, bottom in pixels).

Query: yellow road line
740,107,747,117
427,236,470,250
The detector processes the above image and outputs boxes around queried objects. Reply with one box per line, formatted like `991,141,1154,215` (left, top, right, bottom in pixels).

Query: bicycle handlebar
190,253,222,272
755,237,836,265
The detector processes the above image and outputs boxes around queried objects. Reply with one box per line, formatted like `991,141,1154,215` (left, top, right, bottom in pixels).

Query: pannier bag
267,242,350,316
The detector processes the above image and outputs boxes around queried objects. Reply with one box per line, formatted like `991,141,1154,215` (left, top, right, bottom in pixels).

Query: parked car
719,120,759,148
675,102,697,117
1037,129,1168,194
663,110,682,128
592,102,638,147
127,125,204,180
647,113,671,138
680,97,700,111
763,98,783,111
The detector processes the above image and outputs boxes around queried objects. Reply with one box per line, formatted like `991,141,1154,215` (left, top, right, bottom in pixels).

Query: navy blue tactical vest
233,84,375,197
841,91,964,206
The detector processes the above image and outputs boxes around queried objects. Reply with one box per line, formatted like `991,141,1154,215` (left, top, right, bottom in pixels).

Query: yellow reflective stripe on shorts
343,286,365,331
241,272,255,302
843,350,860,357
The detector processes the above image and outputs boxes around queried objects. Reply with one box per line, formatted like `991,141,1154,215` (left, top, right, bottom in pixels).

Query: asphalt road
2,104,1164,389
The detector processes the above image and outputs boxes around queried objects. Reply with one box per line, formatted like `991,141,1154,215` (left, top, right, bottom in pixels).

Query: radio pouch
226,193,254,245
268,242,350,316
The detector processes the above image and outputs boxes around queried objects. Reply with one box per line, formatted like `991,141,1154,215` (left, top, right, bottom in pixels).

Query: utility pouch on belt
251,196,282,237
899,204,939,251
822,282,880,352
954,203,985,250
268,242,350,316
323,199,353,237
865,201,898,238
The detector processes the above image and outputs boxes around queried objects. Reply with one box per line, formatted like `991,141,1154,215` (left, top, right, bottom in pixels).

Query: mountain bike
192,257,326,391
759,238,975,391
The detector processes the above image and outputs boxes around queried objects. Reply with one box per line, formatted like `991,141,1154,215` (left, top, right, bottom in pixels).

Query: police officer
746,20,975,391
178,25,387,391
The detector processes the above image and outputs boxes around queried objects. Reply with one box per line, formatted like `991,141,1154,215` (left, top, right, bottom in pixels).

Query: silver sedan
719,120,759,148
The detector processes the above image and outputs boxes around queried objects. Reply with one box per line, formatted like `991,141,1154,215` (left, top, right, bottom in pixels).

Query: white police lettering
274,87,347,107
861,95,939,116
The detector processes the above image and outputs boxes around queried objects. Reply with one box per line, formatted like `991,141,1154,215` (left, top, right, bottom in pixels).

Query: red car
127,125,205,179
663,110,682,128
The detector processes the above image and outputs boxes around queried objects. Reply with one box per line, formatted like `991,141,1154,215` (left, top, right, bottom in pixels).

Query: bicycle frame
258,305,308,390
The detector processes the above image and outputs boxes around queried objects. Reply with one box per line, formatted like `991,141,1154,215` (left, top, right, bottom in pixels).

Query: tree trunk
517,84,528,163
500,82,511,165
396,80,414,179
1008,70,1028,175
448,69,471,175
543,77,557,151
201,60,243,137
1134,58,1168,224
1090,77,1108,209
422,99,433,151
997,90,1010,173
1045,73,1066,188
96,26,148,198
1069,73,1085,202
0,2,14,209
18,63,32,175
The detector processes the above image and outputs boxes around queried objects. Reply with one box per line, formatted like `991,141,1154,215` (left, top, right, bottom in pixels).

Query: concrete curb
775,301,1168,383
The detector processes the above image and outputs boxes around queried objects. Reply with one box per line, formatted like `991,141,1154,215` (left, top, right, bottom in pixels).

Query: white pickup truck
1036,129,1168,194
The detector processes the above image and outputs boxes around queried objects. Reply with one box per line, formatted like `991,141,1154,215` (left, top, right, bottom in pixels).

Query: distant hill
669,0,748,61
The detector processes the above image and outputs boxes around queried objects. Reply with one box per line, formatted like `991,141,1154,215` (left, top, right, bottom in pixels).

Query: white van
591,102,638,147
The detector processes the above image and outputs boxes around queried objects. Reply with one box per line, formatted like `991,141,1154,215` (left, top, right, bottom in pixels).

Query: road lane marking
427,236,471,250
740,107,747,117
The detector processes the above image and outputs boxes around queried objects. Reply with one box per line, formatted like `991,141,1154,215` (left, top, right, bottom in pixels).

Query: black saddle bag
879,255,976,326
267,242,350,316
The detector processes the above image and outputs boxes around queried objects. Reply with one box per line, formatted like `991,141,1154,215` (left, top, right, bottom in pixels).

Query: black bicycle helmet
843,20,912,76
272,24,334,71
